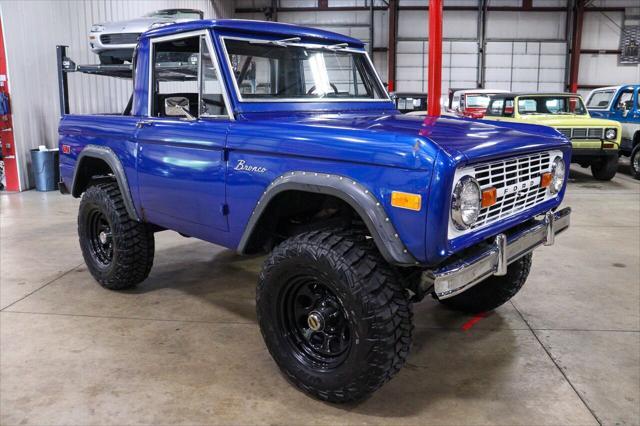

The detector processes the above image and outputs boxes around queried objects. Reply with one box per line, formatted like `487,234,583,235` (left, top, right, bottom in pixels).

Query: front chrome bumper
428,207,571,300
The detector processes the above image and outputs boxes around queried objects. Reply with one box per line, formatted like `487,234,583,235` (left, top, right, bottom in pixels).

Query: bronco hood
234,111,570,169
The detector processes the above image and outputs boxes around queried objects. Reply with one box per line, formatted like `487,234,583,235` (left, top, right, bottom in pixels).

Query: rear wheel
436,253,532,314
78,182,154,290
591,154,618,181
630,145,640,180
256,229,412,403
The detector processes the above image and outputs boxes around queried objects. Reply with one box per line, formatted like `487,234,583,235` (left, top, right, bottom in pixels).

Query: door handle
136,120,154,129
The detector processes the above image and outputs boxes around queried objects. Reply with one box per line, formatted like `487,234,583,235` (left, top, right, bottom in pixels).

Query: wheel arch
72,145,140,222
237,172,417,266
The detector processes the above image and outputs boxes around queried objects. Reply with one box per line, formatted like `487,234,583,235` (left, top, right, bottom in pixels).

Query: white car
88,9,203,64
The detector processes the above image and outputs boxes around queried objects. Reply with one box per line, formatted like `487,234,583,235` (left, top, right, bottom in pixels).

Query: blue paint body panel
587,85,640,155
58,20,572,267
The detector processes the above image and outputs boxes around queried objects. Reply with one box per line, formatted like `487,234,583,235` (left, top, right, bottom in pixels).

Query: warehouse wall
234,0,639,100
0,0,234,190
579,3,640,97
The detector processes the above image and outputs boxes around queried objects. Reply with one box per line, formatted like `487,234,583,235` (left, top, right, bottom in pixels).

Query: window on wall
151,34,228,118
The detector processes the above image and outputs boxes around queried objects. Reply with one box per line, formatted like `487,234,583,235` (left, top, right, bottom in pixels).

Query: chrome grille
100,33,141,45
450,150,561,237
557,127,604,140
558,128,572,139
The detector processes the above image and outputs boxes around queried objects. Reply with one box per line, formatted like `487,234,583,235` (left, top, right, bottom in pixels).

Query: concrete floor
1,164,638,425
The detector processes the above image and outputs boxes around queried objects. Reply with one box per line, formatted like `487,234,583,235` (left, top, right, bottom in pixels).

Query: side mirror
165,96,196,120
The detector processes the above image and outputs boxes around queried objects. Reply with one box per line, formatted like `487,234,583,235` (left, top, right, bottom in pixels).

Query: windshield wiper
324,42,349,50
249,37,301,47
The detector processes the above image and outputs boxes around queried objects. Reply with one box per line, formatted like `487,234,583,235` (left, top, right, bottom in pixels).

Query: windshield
517,96,587,115
586,90,616,108
144,10,202,19
464,94,492,108
223,38,387,101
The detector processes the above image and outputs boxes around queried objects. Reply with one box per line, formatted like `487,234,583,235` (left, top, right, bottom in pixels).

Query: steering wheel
307,83,339,95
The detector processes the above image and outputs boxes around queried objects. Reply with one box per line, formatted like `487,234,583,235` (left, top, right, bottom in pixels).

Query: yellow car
485,93,622,180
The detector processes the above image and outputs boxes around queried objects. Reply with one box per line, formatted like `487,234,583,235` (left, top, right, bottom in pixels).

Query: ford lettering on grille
449,150,562,238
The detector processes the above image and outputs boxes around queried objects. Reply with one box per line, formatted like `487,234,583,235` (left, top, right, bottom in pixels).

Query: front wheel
436,253,533,314
630,145,640,180
591,154,619,181
256,229,412,403
78,182,154,290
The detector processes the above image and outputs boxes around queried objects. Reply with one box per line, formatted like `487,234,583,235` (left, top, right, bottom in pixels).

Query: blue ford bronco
58,19,572,402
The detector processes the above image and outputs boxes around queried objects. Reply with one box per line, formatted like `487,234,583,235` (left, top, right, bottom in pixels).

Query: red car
448,88,508,118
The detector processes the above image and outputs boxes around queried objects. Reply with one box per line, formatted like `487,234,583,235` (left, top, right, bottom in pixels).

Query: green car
485,93,622,180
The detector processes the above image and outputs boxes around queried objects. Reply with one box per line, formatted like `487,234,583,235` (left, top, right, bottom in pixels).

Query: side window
152,36,199,118
503,99,514,116
616,89,633,111
545,99,561,113
487,99,504,116
199,37,228,116
586,90,615,108
518,99,537,113
151,34,227,118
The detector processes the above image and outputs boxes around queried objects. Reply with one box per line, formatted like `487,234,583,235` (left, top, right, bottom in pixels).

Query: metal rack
56,45,198,116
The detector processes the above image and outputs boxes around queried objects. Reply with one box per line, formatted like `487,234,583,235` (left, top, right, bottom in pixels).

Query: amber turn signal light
391,191,422,211
481,187,497,208
540,172,553,188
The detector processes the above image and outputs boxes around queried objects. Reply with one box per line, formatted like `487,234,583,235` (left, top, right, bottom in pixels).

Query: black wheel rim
86,208,113,267
279,276,352,370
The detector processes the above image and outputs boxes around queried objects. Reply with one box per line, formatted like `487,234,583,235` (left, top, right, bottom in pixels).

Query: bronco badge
234,159,267,173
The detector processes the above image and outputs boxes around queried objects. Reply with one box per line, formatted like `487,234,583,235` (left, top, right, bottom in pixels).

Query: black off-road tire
591,154,619,181
78,182,154,290
630,145,640,180
256,229,412,403
436,253,533,314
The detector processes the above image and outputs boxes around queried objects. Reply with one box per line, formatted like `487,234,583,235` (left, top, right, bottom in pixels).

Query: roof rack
56,45,198,115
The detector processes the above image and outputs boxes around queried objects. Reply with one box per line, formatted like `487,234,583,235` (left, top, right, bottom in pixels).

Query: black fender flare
72,145,141,222
237,171,418,266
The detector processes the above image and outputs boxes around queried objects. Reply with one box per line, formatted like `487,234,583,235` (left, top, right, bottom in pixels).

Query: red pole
387,0,398,92
427,0,443,116
568,0,584,93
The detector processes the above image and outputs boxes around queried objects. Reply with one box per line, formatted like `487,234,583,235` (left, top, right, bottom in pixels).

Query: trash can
30,148,59,192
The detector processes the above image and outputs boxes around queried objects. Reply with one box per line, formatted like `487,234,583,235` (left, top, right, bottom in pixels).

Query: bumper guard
429,207,572,300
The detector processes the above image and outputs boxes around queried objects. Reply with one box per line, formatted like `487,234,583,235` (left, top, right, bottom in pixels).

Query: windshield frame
516,95,588,116
219,35,391,104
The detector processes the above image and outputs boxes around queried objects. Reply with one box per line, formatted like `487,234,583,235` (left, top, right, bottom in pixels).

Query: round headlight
451,176,482,230
605,128,617,140
550,157,565,194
